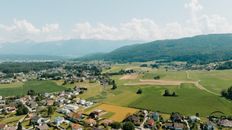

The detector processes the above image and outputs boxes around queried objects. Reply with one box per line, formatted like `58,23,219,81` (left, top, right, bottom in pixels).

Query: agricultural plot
120,74,139,80
188,70,232,94
0,80,66,96
127,84,232,116
100,65,232,117
85,103,138,122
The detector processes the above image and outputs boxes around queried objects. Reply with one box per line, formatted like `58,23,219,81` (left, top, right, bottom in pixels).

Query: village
0,63,113,86
0,85,232,130
0,62,232,130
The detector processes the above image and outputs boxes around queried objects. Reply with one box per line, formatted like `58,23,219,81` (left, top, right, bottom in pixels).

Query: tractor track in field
124,71,219,96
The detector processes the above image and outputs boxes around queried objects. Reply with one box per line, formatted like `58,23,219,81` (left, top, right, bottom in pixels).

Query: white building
64,104,79,112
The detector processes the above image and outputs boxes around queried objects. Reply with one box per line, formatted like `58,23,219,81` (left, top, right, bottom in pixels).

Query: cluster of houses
0,85,96,130
122,110,232,130
0,63,112,86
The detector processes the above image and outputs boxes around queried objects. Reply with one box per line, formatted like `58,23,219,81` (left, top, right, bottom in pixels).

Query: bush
136,88,142,94
221,86,232,100
153,75,160,80
122,122,135,130
163,89,177,97
163,89,171,96
111,122,121,129
16,104,29,115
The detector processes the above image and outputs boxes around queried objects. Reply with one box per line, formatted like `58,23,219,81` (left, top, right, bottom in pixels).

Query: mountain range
0,39,139,58
81,34,232,63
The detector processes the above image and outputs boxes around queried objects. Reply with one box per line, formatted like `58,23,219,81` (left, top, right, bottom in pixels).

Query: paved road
138,111,148,130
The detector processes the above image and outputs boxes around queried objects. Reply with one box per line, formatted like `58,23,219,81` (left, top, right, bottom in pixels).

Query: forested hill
81,34,232,63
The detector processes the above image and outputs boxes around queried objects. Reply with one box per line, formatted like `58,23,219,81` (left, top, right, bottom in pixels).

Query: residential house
152,112,159,121
26,101,38,111
65,104,79,112
71,123,83,130
31,116,50,126
57,108,71,115
146,119,155,128
54,117,65,126
0,124,6,130
5,126,16,130
164,122,186,130
84,119,97,127
0,100,6,108
66,112,83,123
218,119,232,128
124,115,141,126
35,124,49,130
79,99,86,105
5,106,16,113
171,112,183,122
101,119,113,127
188,115,200,123
46,100,54,106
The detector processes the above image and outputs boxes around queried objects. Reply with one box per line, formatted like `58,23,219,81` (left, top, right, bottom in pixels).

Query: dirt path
125,78,219,96
185,71,219,96
186,71,190,80
120,74,138,80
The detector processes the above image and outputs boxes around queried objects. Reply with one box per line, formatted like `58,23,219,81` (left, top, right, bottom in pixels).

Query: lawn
0,115,25,125
0,80,66,96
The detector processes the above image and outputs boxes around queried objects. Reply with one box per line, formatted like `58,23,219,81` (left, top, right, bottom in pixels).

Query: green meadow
100,64,232,116
0,63,232,117
0,80,66,96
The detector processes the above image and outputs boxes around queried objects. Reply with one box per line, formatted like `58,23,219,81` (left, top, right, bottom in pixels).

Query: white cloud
0,19,62,43
185,0,203,12
0,0,232,43
42,24,60,33
71,0,232,41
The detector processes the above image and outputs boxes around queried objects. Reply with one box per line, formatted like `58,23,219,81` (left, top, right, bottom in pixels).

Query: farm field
128,83,232,116
0,63,232,118
188,70,232,94
84,103,138,122
100,82,232,116
0,80,66,96
99,64,232,117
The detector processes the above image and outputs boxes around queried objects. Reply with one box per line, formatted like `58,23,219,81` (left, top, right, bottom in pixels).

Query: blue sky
0,0,232,43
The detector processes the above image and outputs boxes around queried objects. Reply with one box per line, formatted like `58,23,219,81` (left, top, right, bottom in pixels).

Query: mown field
0,63,232,117
0,80,66,96
100,64,232,117
85,103,138,122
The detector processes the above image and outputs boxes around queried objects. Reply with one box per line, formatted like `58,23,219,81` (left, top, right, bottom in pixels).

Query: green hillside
82,34,232,63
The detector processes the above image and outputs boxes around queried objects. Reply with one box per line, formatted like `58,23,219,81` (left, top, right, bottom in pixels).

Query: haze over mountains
1,33,232,63
0,39,139,58
81,34,232,63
